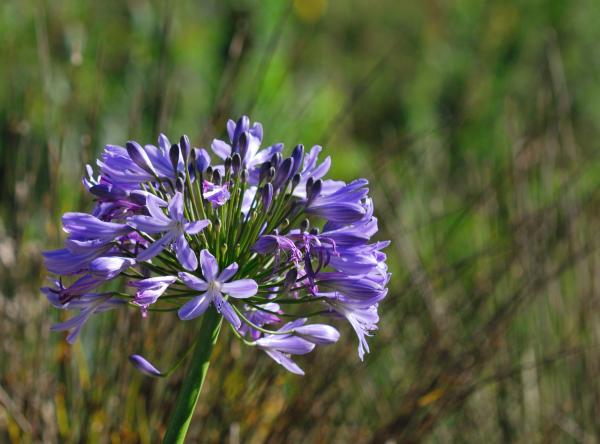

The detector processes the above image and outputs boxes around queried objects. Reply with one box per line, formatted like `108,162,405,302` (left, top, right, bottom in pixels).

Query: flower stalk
163,307,222,444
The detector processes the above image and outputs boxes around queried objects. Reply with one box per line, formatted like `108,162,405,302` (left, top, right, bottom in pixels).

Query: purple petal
295,324,340,344
256,336,315,355
226,119,236,141
178,293,210,320
185,219,210,235
126,141,157,176
168,192,184,221
129,215,170,233
137,232,174,262
158,134,171,152
221,279,258,299
217,262,238,282
146,195,171,223
264,350,305,375
213,294,241,329
194,148,211,172
178,272,209,291
175,235,198,271
199,249,218,281
211,139,231,160
129,354,164,377
89,256,135,280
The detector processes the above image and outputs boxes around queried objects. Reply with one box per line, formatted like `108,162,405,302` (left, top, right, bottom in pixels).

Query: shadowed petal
175,235,198,271
137,232,174,262
178,293,210,320
213,293,241,329
146,195,171,223
168,192,184,221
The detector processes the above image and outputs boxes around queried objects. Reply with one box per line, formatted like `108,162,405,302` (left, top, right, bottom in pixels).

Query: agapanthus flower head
42,115,390,375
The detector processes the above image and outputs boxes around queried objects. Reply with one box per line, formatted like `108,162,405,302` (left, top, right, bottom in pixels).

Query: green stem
162,308,222,444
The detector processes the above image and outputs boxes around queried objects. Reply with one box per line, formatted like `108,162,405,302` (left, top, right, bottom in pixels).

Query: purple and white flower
178,250,258,328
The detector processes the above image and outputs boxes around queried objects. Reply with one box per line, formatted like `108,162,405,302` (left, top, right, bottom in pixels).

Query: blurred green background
2,0,600,442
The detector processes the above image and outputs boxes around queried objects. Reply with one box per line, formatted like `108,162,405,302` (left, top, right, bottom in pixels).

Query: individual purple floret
130,276,177,317
129,192,210,271
202,180,231,207
43,285,125,344
253,318,339,375
178,250,258,328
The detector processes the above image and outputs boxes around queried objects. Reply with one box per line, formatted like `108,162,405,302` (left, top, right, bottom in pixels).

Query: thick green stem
162,308,222,444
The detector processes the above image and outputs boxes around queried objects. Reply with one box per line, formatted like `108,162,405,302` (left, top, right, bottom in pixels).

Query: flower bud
212,169,222,185
290,144,304,178
270,152,282,169
179,135,190,162
129,354,164,377
126,141,157,176
169,144,181,173
231,153,241,175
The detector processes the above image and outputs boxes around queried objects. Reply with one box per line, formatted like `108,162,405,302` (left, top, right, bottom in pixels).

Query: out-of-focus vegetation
2,0,600,442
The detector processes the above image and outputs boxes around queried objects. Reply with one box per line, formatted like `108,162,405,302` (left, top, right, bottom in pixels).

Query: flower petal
213,293,241,329
264,349,305,375
217,262,238,282
175,235,198,271
146,195,171,223
178,272,209,291
129,354,165,377
178,293,210,320
295,324,340,344
199,249,218,281
256,336,315,355
221,279,258,298
185,219,210,235
211,139,231,160
168,192,184,221
129,215,170,233
137,233,174,262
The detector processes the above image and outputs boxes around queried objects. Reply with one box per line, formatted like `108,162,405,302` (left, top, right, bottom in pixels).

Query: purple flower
42,275,103,304
178,250,258,328
98,134,187,188
294,322,340,345
130,276,177,317
43,245,113,275
326,298,381,360
211,116,283,185
62,212,132,242
43,286,125,343
253,319,316,375
43,115,391,376
128,192,210,271
129,354,165,377
202,180,231,207
292,145,331,199
305,179,369,223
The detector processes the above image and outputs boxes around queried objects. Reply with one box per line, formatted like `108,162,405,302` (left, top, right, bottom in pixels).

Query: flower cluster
42,116,390,375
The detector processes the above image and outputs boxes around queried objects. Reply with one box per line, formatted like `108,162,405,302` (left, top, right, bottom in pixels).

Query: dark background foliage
2,0,600,442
